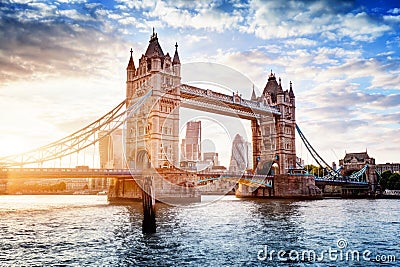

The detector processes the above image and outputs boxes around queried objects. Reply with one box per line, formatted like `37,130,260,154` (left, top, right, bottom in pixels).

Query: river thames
0,195,398,266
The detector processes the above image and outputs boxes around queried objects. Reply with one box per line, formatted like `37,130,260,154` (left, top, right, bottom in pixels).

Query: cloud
0,2,128,84
240,0,391,42
337,12,390,42
0,0,399,165
144,1,244,32
285,38,317,47
375,94,400,107
383,14,400,23
186,34,210,44
115,0,155,11
388,8,400,14
203,49,287,95
58,9,95,21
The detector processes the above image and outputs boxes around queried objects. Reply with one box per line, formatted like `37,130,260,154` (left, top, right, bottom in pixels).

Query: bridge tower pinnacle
126,48,136,100
125,31,181,170
172,42,181,76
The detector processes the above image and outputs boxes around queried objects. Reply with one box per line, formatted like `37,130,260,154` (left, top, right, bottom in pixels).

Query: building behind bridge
181,121,202,163
376,163,400,174
96,129,125,191
339,151,377,189
203,152,219,166
229,134,252,172
99,129,125,169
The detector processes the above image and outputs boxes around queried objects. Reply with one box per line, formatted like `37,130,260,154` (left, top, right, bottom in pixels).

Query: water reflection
0,196,398,266
112,197,310,266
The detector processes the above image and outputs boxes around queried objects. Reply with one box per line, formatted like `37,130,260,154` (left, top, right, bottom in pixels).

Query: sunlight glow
0,136,27,157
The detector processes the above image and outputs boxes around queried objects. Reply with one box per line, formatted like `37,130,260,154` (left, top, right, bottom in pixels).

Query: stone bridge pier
236,174,322,199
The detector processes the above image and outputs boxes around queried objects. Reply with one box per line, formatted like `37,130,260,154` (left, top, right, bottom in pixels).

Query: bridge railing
0,168,144,178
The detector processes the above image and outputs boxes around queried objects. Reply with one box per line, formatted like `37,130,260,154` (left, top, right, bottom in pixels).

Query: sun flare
0,137,27,157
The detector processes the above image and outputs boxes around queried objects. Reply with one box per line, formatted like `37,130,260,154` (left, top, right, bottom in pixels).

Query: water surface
0,195,398,266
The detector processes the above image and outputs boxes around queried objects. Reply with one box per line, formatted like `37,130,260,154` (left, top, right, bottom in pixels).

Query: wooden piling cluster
142,176,156,233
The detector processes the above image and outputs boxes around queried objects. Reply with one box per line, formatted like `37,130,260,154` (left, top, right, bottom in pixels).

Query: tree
304,164,326,177
387,173,400,190
394,180,400,191
379,170,392,190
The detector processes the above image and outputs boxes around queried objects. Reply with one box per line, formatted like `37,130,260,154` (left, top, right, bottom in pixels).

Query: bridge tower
253,71,296,174
125,30,181,170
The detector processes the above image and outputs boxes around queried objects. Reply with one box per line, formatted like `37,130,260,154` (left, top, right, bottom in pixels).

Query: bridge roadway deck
0,168,273,186
0,168,137,179
314,178,369,187
0,168,368,189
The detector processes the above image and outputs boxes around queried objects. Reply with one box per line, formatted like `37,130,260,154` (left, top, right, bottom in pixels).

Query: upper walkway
180,84,280,120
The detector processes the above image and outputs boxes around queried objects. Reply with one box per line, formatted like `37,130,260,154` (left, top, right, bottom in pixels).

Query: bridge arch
136,150,151,170
255,160,277,175
271,162,279,175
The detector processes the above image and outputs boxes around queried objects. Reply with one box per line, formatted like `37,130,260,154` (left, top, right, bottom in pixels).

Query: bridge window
162,127,171,135
131,128,137,137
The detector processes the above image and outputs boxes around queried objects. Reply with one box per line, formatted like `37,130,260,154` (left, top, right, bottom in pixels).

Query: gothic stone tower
252,71,296,174
125,31,181,170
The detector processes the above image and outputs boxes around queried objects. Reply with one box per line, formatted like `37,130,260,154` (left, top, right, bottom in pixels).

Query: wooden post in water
142,175,156,233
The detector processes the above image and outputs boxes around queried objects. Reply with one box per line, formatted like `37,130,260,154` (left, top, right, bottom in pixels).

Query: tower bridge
125,31,297,176
0,30,374,200
120,30,319,201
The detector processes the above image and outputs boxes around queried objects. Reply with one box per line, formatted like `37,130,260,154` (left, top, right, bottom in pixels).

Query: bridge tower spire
126,48,136,100
251,84,257,101
172,42,181,76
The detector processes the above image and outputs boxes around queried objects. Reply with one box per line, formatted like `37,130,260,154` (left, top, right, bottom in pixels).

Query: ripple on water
0,196,399,266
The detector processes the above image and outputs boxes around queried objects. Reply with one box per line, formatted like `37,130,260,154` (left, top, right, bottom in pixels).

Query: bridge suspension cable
295,124,343,180
0,90,152,167
295,124,369,182
296,125,335,170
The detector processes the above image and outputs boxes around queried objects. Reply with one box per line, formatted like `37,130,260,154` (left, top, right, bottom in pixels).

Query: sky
0,0,399,167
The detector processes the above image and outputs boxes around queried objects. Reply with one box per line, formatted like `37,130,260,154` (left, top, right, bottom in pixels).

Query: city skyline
0,0,399,165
